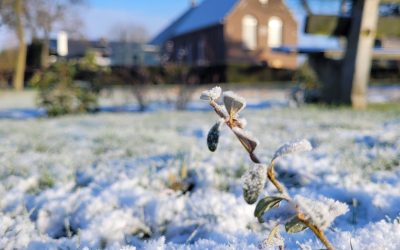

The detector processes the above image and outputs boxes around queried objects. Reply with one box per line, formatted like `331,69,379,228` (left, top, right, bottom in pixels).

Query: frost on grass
259,229,284,250
294,195,349,230
272,139,312,162
200,86,222,101
0,212,42,250
0,107,399,249
242,164,266,204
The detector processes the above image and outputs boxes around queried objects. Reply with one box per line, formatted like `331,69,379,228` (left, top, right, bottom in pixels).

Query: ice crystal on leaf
272,139,312,162
200,86,222,101
242,164,266,204
294,195,349,230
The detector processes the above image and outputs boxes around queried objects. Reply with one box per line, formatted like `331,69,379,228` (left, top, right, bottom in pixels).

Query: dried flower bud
272,139,312,162
200,86,222,101
207,121,222,152
223,91,246,117
242,164,266,204
232,127,259,153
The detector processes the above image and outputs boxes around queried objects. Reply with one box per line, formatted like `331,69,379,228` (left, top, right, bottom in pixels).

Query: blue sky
83,0,190,39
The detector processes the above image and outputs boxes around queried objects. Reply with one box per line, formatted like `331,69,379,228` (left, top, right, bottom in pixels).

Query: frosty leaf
285,216,307,234
223,91,246,117
232,127,259,153
242,164,266,204
200,86,222,101
294,195,349,230
207,121,222,152
260,225,284,249
272,139,312,162
254,196,283,222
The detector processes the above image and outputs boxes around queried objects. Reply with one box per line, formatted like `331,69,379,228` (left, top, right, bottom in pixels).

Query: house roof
150,0,239,45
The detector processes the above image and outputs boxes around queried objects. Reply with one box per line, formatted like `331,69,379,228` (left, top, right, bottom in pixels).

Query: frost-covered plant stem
204,93,335,250
297,216,334,250
209,100,228,121
267,160,334,250
267,161,286,195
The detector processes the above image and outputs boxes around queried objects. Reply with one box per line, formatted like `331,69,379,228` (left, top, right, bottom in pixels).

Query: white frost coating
0,108,399,249
272,139,312,161
236,118,247,128
259,230,284,250
242,164,266,203
143,236,165,250
294,195,349,230
223,91,246,116
200,86,222,100
120,246,137,250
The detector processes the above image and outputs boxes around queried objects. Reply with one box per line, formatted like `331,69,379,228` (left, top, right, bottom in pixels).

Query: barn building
151,0,298,74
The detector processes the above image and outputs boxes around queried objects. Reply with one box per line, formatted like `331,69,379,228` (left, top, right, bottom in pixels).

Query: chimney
57,31,68,57
191,0,197,8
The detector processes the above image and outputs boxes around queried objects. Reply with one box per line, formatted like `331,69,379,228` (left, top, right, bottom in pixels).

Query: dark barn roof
150,0,239,45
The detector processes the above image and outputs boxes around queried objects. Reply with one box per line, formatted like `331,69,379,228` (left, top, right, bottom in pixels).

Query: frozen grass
0,106,399,249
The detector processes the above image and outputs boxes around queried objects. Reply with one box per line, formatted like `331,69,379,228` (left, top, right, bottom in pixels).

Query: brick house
151,0,298,70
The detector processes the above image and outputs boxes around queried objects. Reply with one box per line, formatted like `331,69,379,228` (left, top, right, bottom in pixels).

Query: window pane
268,17,283,48
242,15,258,50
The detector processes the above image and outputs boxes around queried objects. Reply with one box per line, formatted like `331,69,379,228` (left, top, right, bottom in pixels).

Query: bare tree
108,22,151,110
0,0,26,91
0,0,84,90
108,22,149,43
13,0,26,91
25,0,85,67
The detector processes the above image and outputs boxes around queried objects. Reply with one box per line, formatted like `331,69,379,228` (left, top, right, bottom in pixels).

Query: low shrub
30,53,104,116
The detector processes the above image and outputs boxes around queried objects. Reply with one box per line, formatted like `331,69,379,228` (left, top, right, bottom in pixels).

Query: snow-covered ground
0,105,399,249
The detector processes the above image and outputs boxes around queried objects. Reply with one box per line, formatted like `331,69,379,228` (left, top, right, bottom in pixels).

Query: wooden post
340,0,380,109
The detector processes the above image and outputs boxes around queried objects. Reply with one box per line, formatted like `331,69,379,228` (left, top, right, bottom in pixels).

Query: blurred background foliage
29,52,104,116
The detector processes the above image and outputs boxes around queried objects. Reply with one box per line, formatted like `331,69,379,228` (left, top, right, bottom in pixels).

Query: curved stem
298,214,335,250
267,161,286,195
